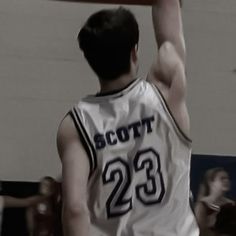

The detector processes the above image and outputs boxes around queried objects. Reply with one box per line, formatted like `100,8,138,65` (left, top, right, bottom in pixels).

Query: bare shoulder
57,115,77,142
57,114,79,157
57,113,90,177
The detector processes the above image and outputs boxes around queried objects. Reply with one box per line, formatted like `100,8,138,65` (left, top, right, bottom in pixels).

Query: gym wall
0,0,235,181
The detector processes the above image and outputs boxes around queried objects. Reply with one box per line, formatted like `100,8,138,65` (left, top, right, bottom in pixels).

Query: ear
131,44,138,63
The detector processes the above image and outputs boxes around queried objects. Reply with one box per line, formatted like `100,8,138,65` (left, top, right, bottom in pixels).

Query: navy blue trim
73,108,97,173
69,108,97,178
68,111,94,179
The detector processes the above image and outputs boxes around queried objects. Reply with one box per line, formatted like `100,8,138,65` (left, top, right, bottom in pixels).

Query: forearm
63,208,90,236
3,195,43,208
152,0,185,62
3,196,28,208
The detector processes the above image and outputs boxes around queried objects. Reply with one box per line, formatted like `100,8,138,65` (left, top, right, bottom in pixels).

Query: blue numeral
102,158,132,218
102,148,165,218
134,148,165,205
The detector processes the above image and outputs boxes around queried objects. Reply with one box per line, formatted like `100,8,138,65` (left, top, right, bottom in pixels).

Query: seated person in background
26,176,59,236
194,168,235,236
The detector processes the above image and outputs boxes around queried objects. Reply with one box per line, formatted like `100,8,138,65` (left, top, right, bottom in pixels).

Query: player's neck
99,72,136,94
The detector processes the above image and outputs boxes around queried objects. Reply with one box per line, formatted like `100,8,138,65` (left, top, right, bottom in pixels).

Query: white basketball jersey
70,78,199,236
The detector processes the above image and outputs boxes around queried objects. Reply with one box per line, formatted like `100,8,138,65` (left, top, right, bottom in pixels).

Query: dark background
0,181,39,236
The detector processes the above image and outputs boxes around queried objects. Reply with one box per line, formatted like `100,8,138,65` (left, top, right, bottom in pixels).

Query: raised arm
57,115,90,236
152,0,185,63
147,0,190,138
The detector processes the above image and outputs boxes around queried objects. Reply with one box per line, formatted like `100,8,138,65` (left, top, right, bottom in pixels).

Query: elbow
63,203,89,220
62,203,90,235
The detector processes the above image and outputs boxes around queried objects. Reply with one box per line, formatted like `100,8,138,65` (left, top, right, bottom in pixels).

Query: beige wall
0,0,235,181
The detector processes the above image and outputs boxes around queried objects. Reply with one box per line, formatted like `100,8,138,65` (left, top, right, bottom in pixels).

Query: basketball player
57,0,199,235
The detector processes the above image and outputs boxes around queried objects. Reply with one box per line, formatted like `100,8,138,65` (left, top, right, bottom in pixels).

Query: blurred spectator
0,184,43,236
26,176,59,236
194,168,235,236
0,177,62,236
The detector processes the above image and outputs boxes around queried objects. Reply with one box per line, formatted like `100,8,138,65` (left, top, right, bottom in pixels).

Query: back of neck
99,73,136,94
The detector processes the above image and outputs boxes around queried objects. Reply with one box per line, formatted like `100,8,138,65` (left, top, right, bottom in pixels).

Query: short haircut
78,7,139,81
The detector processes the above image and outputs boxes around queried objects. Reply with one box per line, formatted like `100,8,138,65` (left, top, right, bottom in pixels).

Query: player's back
70,78,199,236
